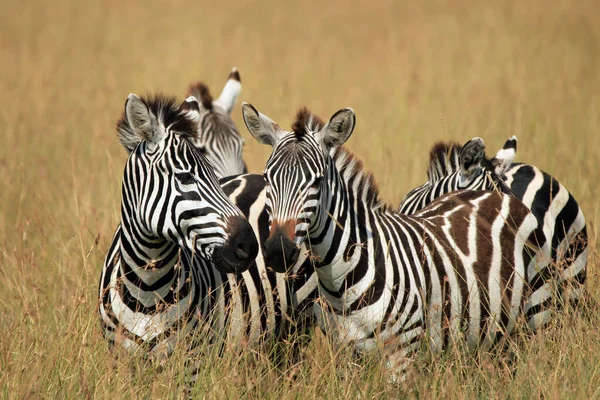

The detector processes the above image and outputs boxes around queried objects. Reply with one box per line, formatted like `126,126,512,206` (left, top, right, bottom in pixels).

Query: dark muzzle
263,225,300,273
212,216,259,274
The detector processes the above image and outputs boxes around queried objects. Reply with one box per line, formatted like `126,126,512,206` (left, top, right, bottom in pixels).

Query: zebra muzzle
212,216,258,274
264,221,300,273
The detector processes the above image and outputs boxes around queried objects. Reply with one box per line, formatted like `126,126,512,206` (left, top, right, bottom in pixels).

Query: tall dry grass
1,0,599,398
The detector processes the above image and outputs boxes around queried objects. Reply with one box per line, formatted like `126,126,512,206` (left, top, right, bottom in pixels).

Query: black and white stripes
184,67,247,178
243,104,554,380
99,93,258,359
398,136,588,303
99,83,587,385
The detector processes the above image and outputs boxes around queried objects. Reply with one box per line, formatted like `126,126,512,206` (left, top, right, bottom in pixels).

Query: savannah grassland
1,0,600,398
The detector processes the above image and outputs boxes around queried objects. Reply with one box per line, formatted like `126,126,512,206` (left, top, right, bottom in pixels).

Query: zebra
398,136,588,304
241,103,554,380
184,67,247,178
194,174,319,348
398,137,515,215
101,92,321,390
98,93,259,362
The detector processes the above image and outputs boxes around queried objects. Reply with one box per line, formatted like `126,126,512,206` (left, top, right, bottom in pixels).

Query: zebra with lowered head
242,103,553,381
398,136,588,305
98,93,259,363
184,67,247,178
114,86,319,358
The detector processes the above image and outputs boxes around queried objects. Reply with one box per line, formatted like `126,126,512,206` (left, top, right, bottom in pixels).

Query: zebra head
117,93,258,274
183,68,246,178
458,136,516,193
242,103,355,270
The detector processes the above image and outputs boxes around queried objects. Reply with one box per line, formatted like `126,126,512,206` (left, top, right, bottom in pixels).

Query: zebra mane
331,146,392,212
187,82,213,110
427,141,462,182
117,93,198,152
291,106,325,139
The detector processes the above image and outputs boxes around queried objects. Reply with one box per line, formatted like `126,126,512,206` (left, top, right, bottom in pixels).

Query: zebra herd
98,68,589,385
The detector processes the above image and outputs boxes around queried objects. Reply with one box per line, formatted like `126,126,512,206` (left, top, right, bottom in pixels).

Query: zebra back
398,136,588,303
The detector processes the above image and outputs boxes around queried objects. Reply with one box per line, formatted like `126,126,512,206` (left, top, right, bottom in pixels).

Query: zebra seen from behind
242,103,554,380
99,93,259,361
184,67,247,178
398,136,588,304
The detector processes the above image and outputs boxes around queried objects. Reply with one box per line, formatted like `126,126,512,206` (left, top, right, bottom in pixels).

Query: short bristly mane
292,106,325,139
187,82,213,110
291,106,390,211
427,141,462,182
117,94,198,152
331,146,392,212
424,140,514,196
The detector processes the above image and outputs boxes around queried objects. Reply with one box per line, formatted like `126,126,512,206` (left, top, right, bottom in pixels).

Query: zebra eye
313,176,324,187
175,172,196,185
196,146,207,154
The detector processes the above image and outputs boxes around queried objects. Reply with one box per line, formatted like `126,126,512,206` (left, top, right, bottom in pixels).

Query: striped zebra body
503,163,587,300
101,173,318,368
105,80,317,378
202,173,318,345
99,94,258,367
399,137,588,303
100,225,232,354
242,104,553,379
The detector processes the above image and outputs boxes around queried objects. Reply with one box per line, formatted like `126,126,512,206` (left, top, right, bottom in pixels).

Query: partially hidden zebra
242,103,555,380
181,71,317,347
398,136,588,304
98,93,259,362
196,174,319,348
181,70,319,348
184,67,247,178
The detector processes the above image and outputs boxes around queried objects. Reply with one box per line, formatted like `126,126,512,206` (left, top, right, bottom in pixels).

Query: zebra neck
308,162,369,296
118,216,180,287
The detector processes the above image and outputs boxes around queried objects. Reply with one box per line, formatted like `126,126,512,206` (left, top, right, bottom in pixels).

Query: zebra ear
490,135,517,175
214,67,241,114
242,102,283,146
180,96,201,124
180,96,200,113
318,108,356,148
459,137,486,175
125,94,163,144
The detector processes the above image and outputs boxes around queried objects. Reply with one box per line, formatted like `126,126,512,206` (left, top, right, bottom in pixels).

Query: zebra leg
384,338,423,384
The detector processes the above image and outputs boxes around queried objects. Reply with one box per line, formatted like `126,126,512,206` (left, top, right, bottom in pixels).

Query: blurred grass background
1,0,599,398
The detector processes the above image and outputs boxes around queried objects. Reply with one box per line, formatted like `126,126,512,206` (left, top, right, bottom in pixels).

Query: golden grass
1,0,599,398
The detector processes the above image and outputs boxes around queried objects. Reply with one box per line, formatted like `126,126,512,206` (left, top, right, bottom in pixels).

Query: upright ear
180,95,200,113
490,135,517,175
214,67,241,114
180,96,201,124
125,94,163,143
459,137,486,176
318,108,356,149
242,102,284,146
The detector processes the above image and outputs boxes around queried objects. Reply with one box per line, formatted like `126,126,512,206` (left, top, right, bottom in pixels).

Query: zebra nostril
234,240,248,259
